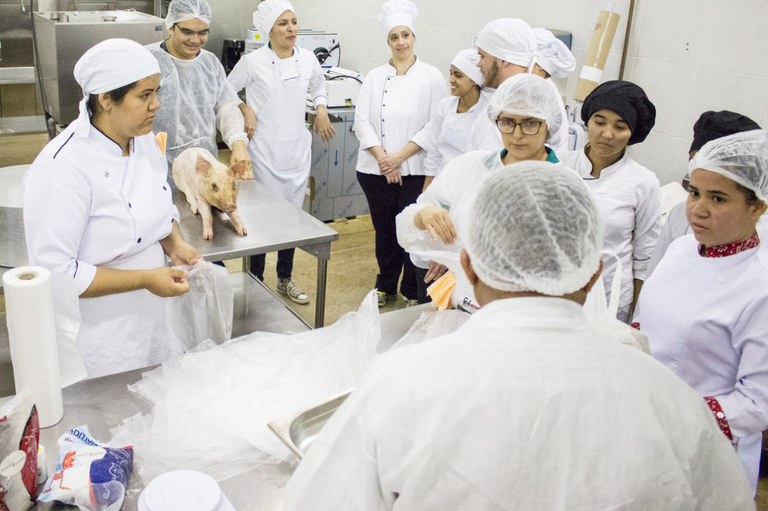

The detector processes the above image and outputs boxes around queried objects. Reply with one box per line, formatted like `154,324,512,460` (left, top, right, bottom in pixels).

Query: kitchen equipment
267,390,351,459
32,10,164,129
221,38,244,75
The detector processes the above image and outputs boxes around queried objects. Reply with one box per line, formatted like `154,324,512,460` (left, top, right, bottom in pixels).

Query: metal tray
267,390,352,459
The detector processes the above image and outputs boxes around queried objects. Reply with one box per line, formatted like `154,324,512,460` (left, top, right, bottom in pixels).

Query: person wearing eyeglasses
396,73,563,311
559,81,660,323
146,0,251,173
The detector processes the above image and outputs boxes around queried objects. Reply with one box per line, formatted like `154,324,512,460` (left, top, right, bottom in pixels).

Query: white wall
213,0,768,186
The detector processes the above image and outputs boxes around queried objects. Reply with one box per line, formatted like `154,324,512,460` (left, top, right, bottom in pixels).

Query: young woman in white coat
421,49,487,187
228,0,334,305
396,73,563,312
355,0,446,307
635,130,768,493
23,39,200,378
559,80,660,322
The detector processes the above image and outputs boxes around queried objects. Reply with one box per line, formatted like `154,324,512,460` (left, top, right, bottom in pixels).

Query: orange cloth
427,270,457,311
155,132,167,154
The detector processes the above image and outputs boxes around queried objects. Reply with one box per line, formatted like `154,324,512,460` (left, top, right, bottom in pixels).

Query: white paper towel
3,266,63,428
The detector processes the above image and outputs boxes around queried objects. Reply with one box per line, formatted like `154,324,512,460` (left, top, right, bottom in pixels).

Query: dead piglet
172,147,249,240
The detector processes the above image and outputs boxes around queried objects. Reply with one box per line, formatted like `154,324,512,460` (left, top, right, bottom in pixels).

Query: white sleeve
646,201,686,277
632,175,661,280
308,57,328,108
410,70,448,151
353,72,382,151
421,101,447,176
23,163,97,295
213,60,247,148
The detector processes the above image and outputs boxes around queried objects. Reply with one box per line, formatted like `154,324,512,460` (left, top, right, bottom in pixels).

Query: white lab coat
284,297,754,510
465,78,569,154
228,45,326,206
23,124,183,378
559,149,661,321
354,58,446,176
422,93,489,176
147,43,247,163
637,234,768,492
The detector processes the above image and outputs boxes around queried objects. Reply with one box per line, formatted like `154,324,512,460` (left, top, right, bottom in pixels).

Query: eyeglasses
173,25,210,37
496,118,543,135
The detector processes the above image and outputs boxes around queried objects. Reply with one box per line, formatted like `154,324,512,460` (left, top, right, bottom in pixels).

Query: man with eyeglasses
147,0,252,173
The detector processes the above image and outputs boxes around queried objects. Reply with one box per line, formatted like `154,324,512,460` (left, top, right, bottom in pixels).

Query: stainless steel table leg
315,258,328,328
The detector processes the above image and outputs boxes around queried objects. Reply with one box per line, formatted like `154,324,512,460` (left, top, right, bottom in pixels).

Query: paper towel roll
3,266,63,428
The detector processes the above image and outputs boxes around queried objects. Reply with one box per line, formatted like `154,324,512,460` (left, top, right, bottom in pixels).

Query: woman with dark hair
636,130,768,493
23,38,200,378
560,80,660,322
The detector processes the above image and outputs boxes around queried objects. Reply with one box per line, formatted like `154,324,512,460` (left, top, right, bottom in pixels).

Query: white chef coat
465,78,569,154
23,123,183,378
636,234,768,492
354,58,446,176
147,42,247,163
422,93,488,176
559,148,661,321
284,297,753,511
228,45,326,206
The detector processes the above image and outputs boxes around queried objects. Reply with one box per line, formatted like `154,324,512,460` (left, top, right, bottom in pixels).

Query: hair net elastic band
72,38,160,138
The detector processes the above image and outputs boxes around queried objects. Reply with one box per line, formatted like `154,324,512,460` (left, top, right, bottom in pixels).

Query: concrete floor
2,133,767,508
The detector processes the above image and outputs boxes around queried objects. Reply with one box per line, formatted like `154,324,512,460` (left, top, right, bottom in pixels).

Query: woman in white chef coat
355,0,446,307
559,80,660,322
396,73,564,312
635,129,768,493
421,49,487,186
23,39,200,378
228,0,334,305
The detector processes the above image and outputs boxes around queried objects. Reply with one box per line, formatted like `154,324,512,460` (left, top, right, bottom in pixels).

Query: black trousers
249,249,295,281
357,171,425,300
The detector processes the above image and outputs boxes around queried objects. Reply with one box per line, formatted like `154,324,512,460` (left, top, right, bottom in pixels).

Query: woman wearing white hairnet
354,0,446,308
421,49,487,185
635,130,768,493
560,80,660,322
147,0,251,170
227,0,334,305
397,73,563,311
23,39,200,378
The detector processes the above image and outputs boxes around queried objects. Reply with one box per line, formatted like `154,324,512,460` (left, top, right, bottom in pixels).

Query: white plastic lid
138,470,234,511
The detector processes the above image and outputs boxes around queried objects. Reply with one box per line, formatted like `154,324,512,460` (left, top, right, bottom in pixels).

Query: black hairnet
690,110,761,153
581,80,656,145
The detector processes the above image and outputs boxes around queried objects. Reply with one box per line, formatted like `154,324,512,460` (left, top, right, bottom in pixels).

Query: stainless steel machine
32,10,164,131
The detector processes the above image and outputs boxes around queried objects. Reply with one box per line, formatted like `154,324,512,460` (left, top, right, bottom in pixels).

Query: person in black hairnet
560,80,659,322
646,110,762,276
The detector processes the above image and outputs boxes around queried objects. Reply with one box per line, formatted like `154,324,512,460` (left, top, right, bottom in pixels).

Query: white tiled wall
215,0,768,186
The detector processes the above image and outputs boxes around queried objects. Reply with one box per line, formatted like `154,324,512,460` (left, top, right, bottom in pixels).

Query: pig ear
195,155,212,177
230,160,248,179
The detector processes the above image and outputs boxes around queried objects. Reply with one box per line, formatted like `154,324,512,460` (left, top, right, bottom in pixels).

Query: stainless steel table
28,305,430,510
0,164,339,328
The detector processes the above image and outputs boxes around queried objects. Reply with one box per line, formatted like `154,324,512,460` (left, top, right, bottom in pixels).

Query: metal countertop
27,305,431,511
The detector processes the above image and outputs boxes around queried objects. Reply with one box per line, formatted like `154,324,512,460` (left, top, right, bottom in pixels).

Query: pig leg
185,193,200,215
198,201,214,240
227,209,248,236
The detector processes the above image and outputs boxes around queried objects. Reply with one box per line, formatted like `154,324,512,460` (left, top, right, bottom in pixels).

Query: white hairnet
533,28,576,79
451,48,483,87
688,129,768,201
475,18,536,68
72,38,160,137
379,0,418,36
466,161,602,295
253,0,296,36
486,73,564,143
165,0,211,29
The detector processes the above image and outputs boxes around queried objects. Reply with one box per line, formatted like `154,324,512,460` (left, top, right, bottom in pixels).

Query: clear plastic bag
166,260,234,350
